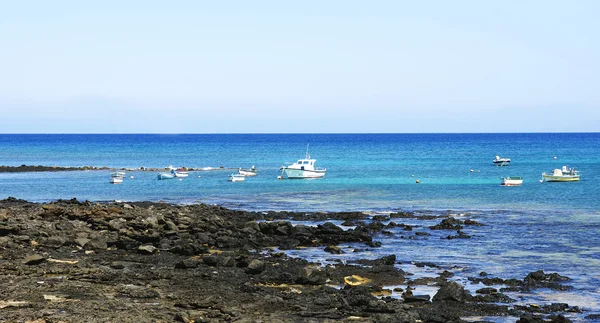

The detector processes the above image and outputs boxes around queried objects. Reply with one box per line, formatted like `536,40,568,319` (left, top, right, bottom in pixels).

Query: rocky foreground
0,198,586,322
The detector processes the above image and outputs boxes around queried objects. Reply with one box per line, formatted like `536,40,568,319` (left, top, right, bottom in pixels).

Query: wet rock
550,315,573,323
365,241,382,248
378,255,396,266
324,245,344,254
344,286,375,306
429,217,463,230
340,219,356,226
444,230,471,239
23,254,46,265
414,261,439,268
464,219,483,226
372,215,389,221
432,281,470,302
296,266,327,285
476,287,497,294
524,270,572,290
403,295,430,303
516,315,546,323
246,259,265,274
316,222,344,234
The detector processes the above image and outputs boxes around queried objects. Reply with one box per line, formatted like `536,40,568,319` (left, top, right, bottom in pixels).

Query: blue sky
0,1,598,133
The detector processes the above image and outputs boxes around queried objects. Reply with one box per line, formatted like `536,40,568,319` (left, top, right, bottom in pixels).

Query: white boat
228,174,245,182
493,156,511,166
157,173,175,180
111,171,126,177
542,168,580,182
109,177,123,184
501,176,523,186
173,169,189,178
238,166,258,176
280,145,326,179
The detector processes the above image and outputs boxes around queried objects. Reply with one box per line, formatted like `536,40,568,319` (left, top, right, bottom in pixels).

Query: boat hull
542,175,580,182
110,177,123,184
174,172,188,178
283,168,326,179
229,175,245,182
238,170,257,176
501,177,523,186
158,173,175,180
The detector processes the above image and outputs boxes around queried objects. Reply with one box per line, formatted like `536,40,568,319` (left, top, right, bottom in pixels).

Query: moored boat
111,171,126,178
228,174,245,182
109,177,123,184
238,166,258,176
157,173,176,180
493,156,511,166
542,168,580,182
501,176,523,186
173,169,189,178
280,145,326,179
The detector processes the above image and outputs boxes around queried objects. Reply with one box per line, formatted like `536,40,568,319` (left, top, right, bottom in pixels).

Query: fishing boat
280,145,326,179
542,168,580,182
228,174,245,182
501,176,523,186
238,166,258,176
109,177,123,184
157,173,176,180
493,156,511,166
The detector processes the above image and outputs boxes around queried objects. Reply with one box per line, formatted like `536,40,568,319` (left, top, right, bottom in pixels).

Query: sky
0,1,598,133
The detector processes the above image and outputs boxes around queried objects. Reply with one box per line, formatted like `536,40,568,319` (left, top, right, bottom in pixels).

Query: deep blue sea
1,133,599,321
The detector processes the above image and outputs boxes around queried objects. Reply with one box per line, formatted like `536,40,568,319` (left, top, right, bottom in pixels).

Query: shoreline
0,198,590,322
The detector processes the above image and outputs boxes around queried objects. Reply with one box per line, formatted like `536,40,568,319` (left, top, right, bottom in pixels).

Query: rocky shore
0,198,587,322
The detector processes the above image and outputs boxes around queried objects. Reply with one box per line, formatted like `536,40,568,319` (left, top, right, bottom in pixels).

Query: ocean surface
1,133,599,321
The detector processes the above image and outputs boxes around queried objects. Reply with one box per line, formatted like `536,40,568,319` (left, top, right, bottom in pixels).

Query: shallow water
1,133,599,320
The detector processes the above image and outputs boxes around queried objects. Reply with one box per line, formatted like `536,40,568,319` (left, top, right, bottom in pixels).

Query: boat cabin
296,159,315,166
288,158,317,171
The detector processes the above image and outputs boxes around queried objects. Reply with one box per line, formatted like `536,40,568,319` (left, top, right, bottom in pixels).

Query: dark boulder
324,245,344,254
429,217,463,230
432,281,470,302
296,266,327,285
23,254,46,265
246,259,265,274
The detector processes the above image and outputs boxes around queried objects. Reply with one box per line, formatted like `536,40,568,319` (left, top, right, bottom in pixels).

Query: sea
1,133,599,322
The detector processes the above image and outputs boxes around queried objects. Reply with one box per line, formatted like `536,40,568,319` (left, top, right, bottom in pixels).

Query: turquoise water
1,133,599,212
1,133,600,321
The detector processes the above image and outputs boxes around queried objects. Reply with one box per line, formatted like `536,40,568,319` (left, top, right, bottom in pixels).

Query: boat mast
306,144,310,159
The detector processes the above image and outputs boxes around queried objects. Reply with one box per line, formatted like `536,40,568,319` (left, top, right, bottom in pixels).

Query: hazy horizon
1,1,598,133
